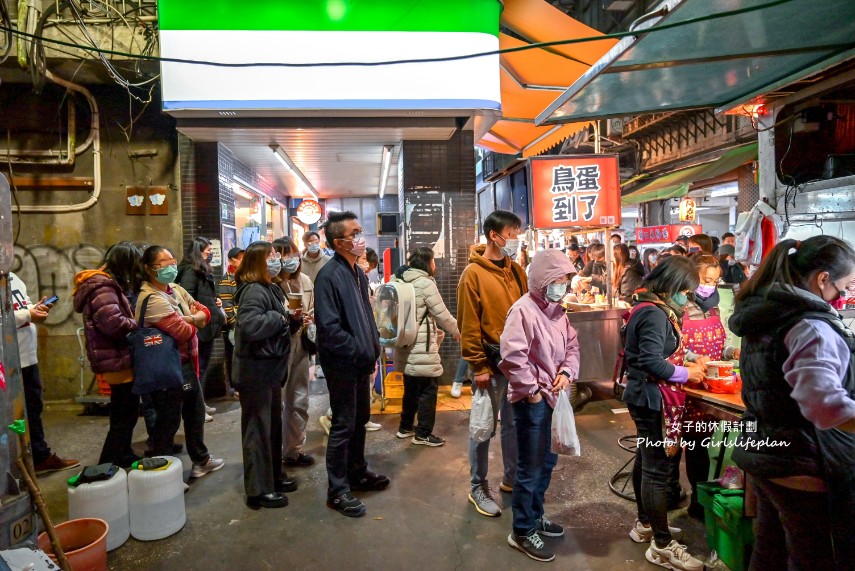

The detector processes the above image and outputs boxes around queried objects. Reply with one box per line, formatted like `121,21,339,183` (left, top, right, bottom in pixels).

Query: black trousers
629,402,674,547
400,375,439,438
749,475,838,571
148,364,209,464
326,371,371,497
98,381,141,467
222,331,234,389
22,365,51,464
198,339,215,395
239,382,283,498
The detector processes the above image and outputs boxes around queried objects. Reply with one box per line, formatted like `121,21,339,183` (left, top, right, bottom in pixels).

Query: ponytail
736,236,855,302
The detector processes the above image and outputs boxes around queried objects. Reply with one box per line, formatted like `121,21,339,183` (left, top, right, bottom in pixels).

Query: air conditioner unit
377,212,400,236
606,118,625,138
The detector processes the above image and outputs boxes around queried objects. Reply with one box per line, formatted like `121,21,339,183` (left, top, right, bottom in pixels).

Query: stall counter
566,308,623,383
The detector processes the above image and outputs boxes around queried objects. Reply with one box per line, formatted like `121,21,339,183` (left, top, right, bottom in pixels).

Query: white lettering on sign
549,164,601,224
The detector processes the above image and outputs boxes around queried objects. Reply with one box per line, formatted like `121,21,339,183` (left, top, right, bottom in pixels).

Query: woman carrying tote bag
136,245,224,480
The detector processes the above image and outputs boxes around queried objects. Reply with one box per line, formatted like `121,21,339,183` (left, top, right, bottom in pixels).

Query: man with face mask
458,210,527,518
314,211,385,518
301,231,331,283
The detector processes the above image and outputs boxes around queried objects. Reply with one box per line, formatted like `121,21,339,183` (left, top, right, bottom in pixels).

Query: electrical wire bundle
29,0,158,101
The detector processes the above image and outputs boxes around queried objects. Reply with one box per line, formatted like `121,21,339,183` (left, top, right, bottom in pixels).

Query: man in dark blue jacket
315,211,386,517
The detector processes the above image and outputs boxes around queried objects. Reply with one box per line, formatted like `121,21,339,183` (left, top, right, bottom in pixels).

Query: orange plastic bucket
38,518,109,571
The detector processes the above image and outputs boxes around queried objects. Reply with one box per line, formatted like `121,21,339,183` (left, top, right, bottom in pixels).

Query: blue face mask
156,264,178,285
307,243,321,254
671,291,688,307
282,257,300,274
546,282,568,302
267,259,282,277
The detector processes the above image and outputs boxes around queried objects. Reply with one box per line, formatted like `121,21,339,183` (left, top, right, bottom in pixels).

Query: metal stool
609,434,637,501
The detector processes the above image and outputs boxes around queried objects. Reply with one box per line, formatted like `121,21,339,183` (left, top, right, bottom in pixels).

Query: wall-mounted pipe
12,70,101,213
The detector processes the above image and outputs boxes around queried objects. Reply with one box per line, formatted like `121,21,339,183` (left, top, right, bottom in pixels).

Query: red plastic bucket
38,517,109,571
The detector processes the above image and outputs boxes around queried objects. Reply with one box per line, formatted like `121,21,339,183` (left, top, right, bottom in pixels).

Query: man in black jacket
315,211,386,518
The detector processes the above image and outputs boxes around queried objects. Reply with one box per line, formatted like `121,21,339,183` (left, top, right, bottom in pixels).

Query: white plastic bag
469,388,494,443
551,390,581,456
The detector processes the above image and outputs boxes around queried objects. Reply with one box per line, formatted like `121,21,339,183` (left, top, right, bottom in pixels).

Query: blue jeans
454,358,471,383
469,373,517,490
511,398,557,536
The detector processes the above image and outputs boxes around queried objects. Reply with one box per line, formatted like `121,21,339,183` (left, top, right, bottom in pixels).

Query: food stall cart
528,154,624,383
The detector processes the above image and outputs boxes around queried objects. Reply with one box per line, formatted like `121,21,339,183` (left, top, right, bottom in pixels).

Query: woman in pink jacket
500,249,580,563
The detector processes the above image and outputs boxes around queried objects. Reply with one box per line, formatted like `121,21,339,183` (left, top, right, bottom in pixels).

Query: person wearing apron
679,255,740,518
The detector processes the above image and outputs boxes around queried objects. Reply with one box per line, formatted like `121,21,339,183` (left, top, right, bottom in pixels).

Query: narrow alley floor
35,381,725,571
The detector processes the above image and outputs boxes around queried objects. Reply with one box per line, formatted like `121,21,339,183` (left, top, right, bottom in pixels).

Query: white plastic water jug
67,467,129,551
127,456,185,541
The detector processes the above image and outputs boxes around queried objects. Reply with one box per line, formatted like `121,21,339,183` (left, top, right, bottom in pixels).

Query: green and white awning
158,0,503,114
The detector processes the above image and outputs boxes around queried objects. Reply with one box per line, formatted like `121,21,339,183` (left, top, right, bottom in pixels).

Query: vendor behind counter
577,243,607,291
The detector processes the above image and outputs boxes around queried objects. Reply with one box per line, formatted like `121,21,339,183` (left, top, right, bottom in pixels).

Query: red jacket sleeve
153,312,197,343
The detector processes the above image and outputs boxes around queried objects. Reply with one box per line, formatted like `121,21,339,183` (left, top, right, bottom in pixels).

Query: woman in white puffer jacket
393,247,460,446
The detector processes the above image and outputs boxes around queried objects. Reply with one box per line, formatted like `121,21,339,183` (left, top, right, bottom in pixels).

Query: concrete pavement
34,381,725,570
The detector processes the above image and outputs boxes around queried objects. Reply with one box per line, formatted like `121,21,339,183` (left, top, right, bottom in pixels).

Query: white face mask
546,282,568,302
497,236,520,258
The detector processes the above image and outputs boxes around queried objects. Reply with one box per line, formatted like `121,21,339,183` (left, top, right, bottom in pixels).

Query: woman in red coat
73,242,143,467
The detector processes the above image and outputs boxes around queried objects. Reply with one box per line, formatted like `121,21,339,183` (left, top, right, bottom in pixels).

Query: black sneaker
536,516,564,537
283,452,315,467
327,492,366,518
412,434,445,447
350,471,390,492
508,531,555,562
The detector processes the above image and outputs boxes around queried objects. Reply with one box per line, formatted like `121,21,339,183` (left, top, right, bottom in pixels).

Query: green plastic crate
696,482,754,571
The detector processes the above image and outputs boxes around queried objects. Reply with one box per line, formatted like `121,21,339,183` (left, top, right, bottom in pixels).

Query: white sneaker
205,405,216,414
450,381,463,398
190,457,225,479
365,420,382,432
204,413,214,423
645,540,704,571
630,520,683,543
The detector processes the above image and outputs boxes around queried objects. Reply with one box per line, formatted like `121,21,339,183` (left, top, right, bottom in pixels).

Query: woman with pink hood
500,249,580,563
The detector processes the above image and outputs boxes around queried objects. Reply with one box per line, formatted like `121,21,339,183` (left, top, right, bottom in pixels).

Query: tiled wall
179,138,288,396
399,130,477,382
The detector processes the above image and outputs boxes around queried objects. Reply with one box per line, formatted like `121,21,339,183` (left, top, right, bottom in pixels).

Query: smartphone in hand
44,295,59,305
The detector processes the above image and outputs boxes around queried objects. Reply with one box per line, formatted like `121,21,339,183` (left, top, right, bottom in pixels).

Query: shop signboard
158,1,501,114
635,224,703,245
529,155,621,229
296,200,323,225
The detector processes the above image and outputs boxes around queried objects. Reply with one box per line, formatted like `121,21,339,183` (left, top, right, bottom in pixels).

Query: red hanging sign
529,155,621,229
635,224,703,245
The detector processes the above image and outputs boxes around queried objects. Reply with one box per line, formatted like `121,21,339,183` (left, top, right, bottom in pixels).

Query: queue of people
17,209,855,570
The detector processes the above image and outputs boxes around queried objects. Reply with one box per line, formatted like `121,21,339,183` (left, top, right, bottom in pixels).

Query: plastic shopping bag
469,388,494,443
551,390,581,456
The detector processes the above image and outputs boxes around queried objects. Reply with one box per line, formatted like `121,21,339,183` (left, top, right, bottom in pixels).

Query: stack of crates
696,423,755,571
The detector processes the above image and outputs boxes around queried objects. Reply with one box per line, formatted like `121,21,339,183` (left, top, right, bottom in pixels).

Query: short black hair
568,243,580,252
323,211,359,243
611,233,622,242
722,232,735,240
641,255,699,298
408,246,435,274
365,247,379,266
483,210,521,239
303,231,320,243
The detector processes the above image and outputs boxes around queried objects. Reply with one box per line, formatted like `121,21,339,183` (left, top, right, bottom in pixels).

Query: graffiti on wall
12,244,106,331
